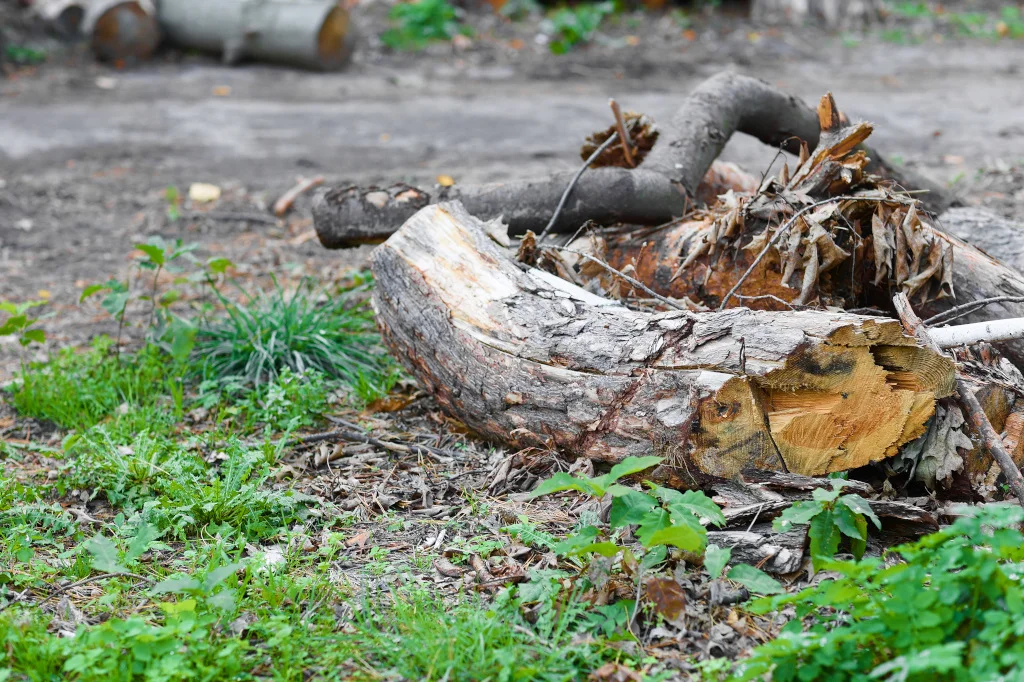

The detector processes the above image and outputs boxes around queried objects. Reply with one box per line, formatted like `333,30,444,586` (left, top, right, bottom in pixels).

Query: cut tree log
371,201,958,484
315,72,956,248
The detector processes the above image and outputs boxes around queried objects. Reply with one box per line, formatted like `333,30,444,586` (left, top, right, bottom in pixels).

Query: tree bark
371,201,957,485
314,72,957,248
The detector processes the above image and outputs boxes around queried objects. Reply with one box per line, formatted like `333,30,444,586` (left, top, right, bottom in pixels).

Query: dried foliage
583,94,956,314
580,112,659,169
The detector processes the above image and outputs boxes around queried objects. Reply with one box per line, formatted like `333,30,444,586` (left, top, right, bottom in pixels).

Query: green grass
10,338,182,431
192,276,403,404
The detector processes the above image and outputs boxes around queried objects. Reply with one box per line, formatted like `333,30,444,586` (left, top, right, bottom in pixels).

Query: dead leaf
436,174,455,187
434,557,465,578
644,576,687,622
589,662,643,682
345,530,372,548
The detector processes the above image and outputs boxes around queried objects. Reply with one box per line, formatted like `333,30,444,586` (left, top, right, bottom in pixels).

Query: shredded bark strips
370,201,957,484
593,94,955,314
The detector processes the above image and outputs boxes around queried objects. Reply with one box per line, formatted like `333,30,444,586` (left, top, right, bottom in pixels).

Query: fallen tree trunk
371,201,959,485
316,72,956,248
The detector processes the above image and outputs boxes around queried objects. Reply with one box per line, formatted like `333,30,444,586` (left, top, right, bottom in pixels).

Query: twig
732,294,798,310
273,176,325,217
718,195,903,311
893,293,1024,508
537,132,619,244
27,572,154,611
609,99,634,168
294,428,453,463
543,244,687,312
925,296,1024,326
930,318,1024,348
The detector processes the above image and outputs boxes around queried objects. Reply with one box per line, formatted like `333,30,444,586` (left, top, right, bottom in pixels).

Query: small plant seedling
0,299,48,347
738,504,1024,681
381,0,471,50
772,481,881,570
544,2,617,54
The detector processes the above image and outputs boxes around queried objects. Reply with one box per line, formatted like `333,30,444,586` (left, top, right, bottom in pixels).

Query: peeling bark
371,201,957,483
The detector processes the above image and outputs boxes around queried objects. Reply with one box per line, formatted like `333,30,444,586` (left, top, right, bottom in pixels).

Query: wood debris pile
313,72,1024,543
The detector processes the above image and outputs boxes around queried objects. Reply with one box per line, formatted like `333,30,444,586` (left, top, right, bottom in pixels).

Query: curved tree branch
313,72,958,249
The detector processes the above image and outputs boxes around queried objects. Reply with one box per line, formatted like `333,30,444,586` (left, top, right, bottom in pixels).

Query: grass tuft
191,275,404,406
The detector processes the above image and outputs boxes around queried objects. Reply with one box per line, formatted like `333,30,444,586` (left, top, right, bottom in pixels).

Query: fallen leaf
434,557,465,578
436,174,455,187
682,29,697,41
589,662,642,682
189,183,222,203
37,289,51,299
345,530,372,548
644,576,687,622
212,85,232,97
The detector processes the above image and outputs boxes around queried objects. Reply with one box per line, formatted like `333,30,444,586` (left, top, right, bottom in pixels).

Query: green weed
737,504,1024,681
191,275,400,402
545,1,617,54
772,481,880,570
10,339,181,431
381,0,471,50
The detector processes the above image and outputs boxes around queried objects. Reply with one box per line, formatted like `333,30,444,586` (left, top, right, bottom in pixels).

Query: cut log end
371,201,958,483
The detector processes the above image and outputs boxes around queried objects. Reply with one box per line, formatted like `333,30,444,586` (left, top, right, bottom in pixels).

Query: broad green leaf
833,503,868,541
605,456,663,485
135,243,166,266
643,524,705,553
101,291,130,317
206,589,237,612
79,284,108,302
635,508,671,547
151,576,201,595
608,490,658,529
773,501,823,532
605,484,637,498
0,315,28,335
840,494,881,529
159,289,182,306
19,329,45,345
529,472,596,498
640,544,668,570
203,562,245,592
728,563,783,595
812,484,843,504
552,526,600,555
849,535,867,561
85,535,127,574
660,489,727,528
705,544,732,579
126,523,159,563
206,257,234,274
809,510,842,569
571,542,622,557
166,320,197,363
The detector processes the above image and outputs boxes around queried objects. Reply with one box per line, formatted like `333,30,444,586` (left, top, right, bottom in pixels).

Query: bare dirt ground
1,6,1023,379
